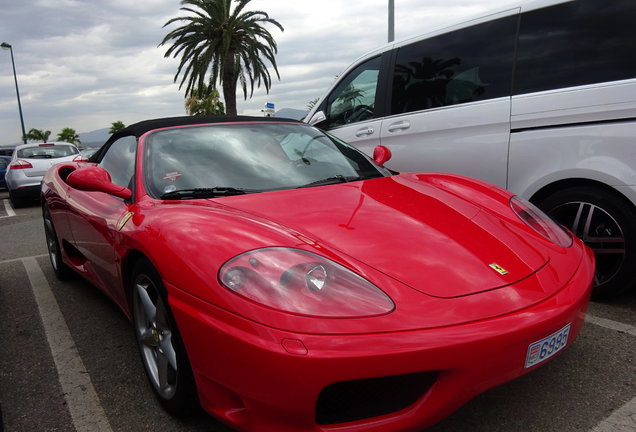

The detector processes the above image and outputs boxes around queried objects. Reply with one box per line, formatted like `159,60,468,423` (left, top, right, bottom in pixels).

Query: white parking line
585,314,636,432
1,199,16,218
590,397,636,432
586,314,636,337
21,257,113,432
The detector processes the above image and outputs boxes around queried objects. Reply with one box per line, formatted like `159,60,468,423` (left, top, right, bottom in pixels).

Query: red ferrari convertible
41,116,594,432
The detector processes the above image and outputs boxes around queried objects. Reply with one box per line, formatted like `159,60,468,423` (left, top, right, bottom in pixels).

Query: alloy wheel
549,201,625,286
133,275,179,400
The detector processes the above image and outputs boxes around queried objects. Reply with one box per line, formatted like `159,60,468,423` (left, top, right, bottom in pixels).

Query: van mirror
308,111,326,126
373,145,392,167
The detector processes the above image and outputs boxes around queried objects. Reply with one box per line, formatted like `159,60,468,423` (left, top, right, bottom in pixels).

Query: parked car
0,146,15,157
306,0,636,299
42,115,593,432
80,147,99,160
6,142,81,207
0,156,11,189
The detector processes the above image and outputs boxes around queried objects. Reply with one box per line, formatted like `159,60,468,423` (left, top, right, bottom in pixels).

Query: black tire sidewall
9,190,22,208
43,208,73,280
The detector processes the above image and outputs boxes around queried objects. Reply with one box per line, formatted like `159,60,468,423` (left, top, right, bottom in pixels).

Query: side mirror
373,145,392,167
67,166,132,200
308,110,326,126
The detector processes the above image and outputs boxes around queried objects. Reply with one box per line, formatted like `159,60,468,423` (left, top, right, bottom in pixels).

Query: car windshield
17,144,78,159
144,122,389,198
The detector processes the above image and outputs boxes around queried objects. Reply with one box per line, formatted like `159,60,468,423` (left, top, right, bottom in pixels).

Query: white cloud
0,0,513,143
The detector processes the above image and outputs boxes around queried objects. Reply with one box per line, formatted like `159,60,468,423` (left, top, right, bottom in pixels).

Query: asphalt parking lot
0,190,634,432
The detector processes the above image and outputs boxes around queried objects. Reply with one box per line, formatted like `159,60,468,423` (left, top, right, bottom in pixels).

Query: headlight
219,247,395,317
510,196,572,248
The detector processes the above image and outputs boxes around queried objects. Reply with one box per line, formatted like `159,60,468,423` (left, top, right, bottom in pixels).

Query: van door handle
355,127,375,137
387,120,411,133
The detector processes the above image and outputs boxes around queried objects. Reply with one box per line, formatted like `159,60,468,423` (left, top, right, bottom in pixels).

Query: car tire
131,259,198,416
536,186,636,299
8,189,24,209
43,207,74,280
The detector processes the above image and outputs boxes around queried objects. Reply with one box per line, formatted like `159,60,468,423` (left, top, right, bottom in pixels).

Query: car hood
219,174,548,298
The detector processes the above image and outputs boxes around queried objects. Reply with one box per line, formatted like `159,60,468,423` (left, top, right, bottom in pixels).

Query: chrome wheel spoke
135,281,157,322
159,331,177,370
156,350,173,392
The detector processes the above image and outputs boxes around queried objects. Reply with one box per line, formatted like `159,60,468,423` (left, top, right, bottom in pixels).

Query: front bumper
169,246,594,432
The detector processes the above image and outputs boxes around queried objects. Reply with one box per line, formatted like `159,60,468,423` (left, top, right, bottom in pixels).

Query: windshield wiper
297,175,371,188
160,187,258,200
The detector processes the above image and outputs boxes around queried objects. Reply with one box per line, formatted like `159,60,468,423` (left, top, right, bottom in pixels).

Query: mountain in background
4,109,309,148
80,109,308,146
79,128,111,147
275,108,307,120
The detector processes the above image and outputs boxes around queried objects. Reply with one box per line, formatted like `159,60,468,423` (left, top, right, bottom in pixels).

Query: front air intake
315,371,438,425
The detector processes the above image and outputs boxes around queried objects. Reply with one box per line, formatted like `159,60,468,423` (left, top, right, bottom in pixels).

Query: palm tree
109,121,126,134
24,128,51,143
161,0,284,115
57,127,81,145
306,98,319,111
185,84,225,115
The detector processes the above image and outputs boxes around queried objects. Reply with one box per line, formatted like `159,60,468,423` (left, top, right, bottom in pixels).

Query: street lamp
1,42,27,144
388,0,395,42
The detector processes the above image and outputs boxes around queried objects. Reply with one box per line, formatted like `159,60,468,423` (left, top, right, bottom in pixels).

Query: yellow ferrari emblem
489,263,509,275
117,212,134,231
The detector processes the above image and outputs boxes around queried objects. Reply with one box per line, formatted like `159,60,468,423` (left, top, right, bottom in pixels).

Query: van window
391,15,517,115
322,56,381,129
514,0,636,94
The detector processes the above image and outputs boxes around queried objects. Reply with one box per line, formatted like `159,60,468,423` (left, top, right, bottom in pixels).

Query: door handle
387,120,411,133
355,127,375,137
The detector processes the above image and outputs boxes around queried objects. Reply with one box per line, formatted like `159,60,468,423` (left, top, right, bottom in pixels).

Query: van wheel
537,186,636,299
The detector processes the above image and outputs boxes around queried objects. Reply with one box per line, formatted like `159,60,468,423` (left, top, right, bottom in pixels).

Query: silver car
6,142,81,207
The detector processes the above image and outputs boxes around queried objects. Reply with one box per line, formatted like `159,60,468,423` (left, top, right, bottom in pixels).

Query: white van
306,0,636,299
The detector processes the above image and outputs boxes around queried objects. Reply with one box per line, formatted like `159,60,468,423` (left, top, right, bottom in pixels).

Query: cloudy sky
0,0,514,142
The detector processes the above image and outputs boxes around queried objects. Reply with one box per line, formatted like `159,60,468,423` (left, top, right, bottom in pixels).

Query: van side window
391,16,516,115
515,0,636,94
322,56,381,129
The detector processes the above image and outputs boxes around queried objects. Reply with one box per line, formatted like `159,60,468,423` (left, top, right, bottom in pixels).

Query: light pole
388,0,395,42
1,42,27,144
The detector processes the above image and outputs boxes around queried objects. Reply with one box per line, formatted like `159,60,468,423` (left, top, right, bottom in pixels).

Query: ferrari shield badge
117,212,134,231
489,263,509,276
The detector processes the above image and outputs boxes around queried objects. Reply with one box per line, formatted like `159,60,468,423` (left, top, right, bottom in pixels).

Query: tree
306,98,319,111
185,84,225,115
24,128,51,143
161,0,284,116
57,127,81,145
109,121,126,134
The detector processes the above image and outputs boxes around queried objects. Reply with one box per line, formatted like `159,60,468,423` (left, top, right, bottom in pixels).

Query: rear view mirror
373,145,392,167
67,166,132,200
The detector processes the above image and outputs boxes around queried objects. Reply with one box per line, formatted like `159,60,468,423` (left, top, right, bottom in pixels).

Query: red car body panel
41,118,594,432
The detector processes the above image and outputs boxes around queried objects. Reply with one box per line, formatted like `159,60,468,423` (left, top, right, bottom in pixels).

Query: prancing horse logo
489,263,509,275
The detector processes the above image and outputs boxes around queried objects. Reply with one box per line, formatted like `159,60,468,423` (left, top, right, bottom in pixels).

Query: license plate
525,323,571,368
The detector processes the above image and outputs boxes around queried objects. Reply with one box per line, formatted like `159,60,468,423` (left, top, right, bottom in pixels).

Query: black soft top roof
107,115,303,144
